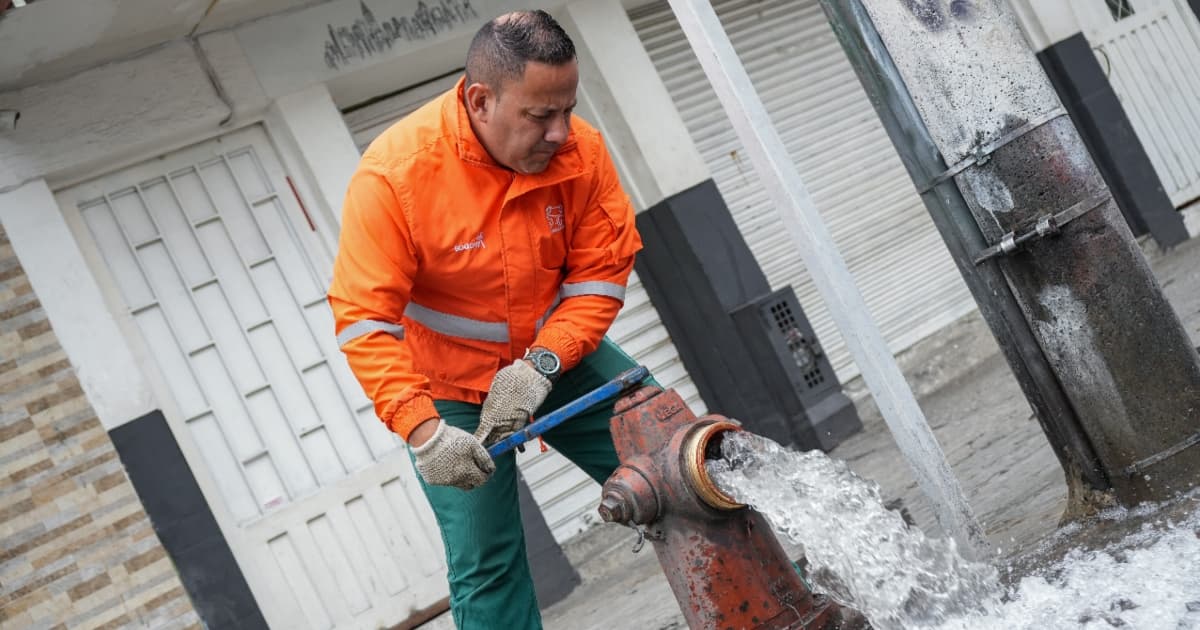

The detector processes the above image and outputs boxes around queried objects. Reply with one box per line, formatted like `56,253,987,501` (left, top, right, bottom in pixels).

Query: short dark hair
464,10,576,93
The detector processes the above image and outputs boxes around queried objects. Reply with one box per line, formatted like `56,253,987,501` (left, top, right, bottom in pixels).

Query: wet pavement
420,231,1200,629
1002,490,1200,586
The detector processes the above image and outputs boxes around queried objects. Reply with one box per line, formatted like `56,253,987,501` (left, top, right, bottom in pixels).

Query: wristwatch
524,347,562,383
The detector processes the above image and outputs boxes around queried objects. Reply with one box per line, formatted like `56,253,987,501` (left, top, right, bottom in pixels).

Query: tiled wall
0,225,200,629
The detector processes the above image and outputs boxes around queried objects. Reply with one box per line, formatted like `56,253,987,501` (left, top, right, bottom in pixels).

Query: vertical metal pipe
818,0,1111,514
822,0,1200,505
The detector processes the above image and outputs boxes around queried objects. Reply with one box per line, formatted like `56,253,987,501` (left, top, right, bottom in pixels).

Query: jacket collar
445,77,587,202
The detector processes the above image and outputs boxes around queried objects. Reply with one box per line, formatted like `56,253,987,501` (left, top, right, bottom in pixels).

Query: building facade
2,0,1199,628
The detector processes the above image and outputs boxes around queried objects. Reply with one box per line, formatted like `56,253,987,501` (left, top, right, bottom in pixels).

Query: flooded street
710,431,1200,630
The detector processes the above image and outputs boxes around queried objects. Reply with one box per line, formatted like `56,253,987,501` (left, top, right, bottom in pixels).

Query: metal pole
832,0,1200,505
817,0,1112,516
666,0,990,559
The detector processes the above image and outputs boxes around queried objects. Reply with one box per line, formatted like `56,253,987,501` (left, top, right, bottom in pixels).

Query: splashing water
706,432,1200,630
706,431,1001,629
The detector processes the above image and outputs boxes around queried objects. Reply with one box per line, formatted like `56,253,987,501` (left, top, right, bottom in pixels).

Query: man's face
467,60,579,174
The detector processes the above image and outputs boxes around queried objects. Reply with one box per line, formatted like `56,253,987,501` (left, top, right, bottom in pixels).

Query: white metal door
631,0,975,382
57,126,448,630
1071,0,1200,206
343,74,705,542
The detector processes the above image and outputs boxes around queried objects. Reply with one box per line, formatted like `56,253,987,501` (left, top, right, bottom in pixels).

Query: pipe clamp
974,193,1110,265
918,108,1069,194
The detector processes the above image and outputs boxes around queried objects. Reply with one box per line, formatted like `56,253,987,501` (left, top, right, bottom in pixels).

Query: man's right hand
410,419,496,490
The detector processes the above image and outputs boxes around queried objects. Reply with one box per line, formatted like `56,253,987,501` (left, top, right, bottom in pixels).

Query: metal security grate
803,362,825,389
630,0,975,383
768,299,825,390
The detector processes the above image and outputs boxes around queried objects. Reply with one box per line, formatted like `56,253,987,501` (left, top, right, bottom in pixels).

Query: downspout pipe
820,0,1200,507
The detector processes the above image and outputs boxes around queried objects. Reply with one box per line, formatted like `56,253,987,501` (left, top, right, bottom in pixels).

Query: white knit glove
474,360,553,446
412,421,496,490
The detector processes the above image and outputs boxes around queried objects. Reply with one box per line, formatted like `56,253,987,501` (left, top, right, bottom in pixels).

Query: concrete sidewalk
425,234,1200,630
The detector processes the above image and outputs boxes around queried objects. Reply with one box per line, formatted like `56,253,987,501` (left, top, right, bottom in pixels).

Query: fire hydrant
599,385,869,630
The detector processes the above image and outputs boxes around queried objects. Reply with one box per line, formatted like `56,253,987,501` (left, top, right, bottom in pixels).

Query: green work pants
410,338,652,630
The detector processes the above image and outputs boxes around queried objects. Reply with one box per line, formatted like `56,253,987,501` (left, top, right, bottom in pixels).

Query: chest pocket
537,233,567,271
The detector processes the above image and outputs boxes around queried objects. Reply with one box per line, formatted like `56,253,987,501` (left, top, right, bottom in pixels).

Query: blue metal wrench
487,365,650,458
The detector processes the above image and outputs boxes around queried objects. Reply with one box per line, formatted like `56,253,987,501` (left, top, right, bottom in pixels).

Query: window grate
769,299,826,390
804,365,825,389
1105,0,1136,21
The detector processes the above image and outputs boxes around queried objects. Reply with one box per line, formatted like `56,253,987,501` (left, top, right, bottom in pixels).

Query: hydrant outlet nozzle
683,420,746,511
602,385,870,628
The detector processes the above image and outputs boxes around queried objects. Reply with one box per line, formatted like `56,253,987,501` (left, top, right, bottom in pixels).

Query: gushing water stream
706,432,1200,629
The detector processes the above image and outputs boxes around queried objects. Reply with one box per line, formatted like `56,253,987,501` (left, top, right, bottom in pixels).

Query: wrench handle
487,366,650,458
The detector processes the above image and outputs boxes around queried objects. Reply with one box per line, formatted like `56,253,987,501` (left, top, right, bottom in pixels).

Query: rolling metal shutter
343,76,703,541
630,0,975,381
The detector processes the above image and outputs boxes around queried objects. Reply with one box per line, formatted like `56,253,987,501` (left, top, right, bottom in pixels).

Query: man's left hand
475,360,553,446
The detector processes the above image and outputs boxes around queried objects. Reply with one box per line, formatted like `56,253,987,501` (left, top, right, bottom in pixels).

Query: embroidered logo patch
545,205,565,234
453,232,486,252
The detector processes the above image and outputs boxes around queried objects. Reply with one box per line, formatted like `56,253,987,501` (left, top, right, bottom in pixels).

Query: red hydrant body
599,386,868,630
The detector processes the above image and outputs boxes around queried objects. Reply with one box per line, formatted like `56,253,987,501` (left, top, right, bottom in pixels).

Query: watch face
533,351,560,375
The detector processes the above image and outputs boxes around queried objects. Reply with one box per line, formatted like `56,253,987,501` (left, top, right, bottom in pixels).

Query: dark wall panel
109,411,267,630
1038,32,1188,247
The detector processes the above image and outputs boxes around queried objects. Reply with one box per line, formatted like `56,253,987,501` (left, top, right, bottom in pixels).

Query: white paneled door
1072,0,1200,207
57,125,448,629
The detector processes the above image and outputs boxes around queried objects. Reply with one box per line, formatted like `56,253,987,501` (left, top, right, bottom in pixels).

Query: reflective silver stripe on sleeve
560,281,626,302
337,320,405,348
535,296,562,332
404,302,510,343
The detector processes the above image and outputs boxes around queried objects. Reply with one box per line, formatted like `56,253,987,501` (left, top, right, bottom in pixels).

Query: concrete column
560,0,710,208
560,0,864,459
267,83,362,230
0,179,156,429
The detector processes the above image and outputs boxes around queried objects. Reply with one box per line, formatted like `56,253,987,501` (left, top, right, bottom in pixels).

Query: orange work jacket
329,78,643,441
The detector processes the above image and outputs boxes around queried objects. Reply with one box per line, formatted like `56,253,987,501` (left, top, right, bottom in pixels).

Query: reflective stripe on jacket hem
396,281,626,345
337,320,405,347
404,302,510,343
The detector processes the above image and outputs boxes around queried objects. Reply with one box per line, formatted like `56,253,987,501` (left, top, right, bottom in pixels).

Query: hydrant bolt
598,491,628,524
598,465,659,525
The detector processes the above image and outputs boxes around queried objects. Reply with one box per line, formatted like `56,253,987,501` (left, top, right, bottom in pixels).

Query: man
329,10,649,629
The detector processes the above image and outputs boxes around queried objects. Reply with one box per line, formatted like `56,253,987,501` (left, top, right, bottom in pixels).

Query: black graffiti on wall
900,0,976,31
324,0,479,69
